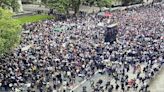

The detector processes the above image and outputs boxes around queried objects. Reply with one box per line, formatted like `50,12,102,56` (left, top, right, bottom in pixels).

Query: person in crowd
0,3,163,92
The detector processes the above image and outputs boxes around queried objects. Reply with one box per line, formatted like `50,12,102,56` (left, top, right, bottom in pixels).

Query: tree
0,8,21,55
84,0,113,10
0,0,20,12
11,0,20,12
17,0,23,12
71,0,83,16
48,0,70,14
44,0,113,16
44,0,84,16
41,0,48,5
96,0,113,8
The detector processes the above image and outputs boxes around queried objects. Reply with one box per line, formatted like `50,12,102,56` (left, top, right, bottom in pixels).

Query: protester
0,4,163,92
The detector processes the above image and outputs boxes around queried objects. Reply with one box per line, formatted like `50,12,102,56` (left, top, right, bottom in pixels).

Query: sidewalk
149,66,164,92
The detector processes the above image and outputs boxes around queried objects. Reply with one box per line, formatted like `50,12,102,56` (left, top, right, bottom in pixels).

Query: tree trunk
74,6,79,16
73,0,81,16
37,0,41,3
66,10,69,15
18,0,23,12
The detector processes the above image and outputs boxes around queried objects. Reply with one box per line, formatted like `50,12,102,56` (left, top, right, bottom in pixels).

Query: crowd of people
0,3,164,92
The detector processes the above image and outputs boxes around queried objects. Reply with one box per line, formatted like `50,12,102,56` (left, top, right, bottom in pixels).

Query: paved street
11,3,164,92
71,63,148,92
71,63,164,92
149,66,164,92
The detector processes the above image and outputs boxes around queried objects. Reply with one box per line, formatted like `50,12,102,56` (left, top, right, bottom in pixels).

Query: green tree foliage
48,0,70,14
0,8,21,55
45,0,82,15
96,0,113,8
41,0,49,5
44,0,113,15
84,0,113,7
0,0,20,12
71,0,82,16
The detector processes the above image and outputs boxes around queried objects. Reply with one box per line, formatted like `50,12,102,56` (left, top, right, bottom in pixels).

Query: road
149,66,164,92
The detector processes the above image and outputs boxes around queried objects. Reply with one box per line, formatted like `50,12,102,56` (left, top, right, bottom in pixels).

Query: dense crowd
0,4,164,92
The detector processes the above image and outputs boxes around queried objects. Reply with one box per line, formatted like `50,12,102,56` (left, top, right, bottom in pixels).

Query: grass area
16,15,54,24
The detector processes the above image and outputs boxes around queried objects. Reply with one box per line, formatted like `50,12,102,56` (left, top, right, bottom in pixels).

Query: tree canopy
0,0,20,12
44,0,113,15
95,0,113,8
0,8,21,55
47,0,70,14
